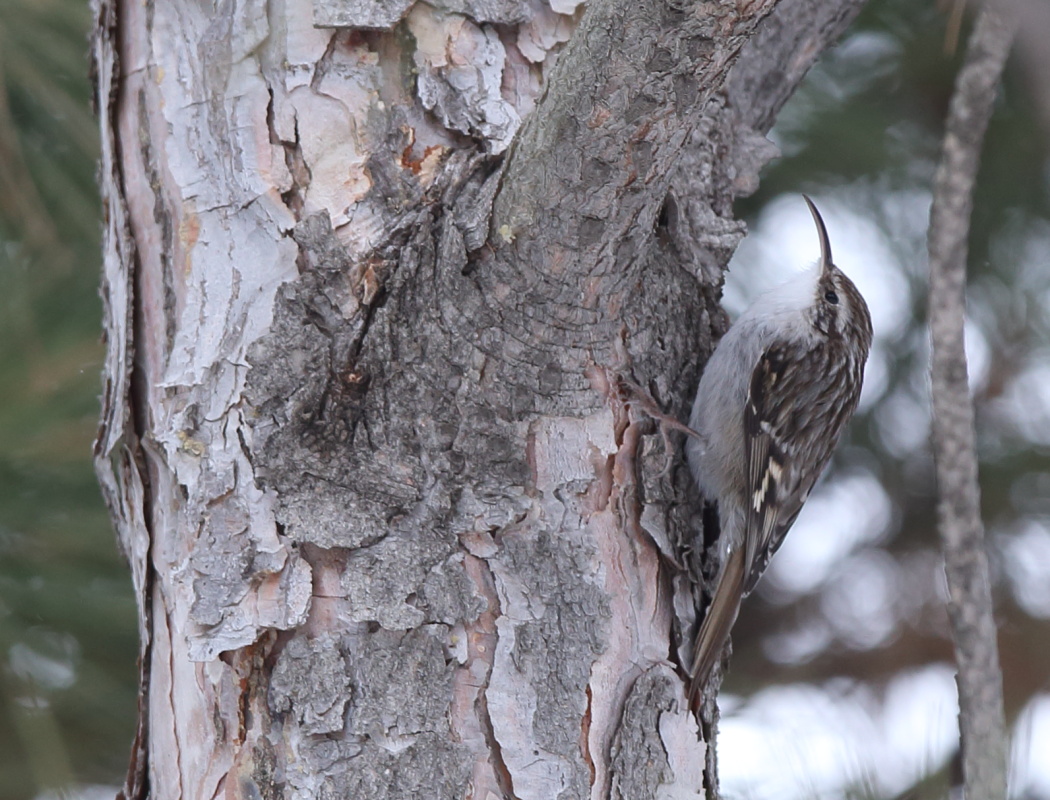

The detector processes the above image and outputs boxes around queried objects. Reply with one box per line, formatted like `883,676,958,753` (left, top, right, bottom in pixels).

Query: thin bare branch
927,4,1016,799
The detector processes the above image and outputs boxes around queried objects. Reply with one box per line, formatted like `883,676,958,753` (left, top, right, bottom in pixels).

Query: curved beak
803,195,833,274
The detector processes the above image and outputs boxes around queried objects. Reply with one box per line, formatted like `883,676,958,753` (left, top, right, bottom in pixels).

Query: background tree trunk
92,0,865,797
927,4,1014,797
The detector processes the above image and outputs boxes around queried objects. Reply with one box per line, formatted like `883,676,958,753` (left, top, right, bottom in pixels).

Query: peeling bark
92,0,867,798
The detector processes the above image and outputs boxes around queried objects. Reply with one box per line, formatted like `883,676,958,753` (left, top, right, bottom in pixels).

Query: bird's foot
618,377,702,476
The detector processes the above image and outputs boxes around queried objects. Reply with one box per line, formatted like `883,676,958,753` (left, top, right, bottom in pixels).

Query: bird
684,196,873,705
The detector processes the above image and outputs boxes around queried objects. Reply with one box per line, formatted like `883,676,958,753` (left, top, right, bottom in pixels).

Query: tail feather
687,546,746,711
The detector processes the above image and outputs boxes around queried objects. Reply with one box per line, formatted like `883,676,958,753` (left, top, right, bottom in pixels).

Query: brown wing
742,341,858,595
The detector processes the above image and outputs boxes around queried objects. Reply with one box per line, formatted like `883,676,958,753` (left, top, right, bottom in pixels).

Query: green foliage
0,0,137,797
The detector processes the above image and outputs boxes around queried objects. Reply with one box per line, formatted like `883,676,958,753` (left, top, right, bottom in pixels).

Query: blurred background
0,1,139,798
0,0,1046,798
721,2,1050,798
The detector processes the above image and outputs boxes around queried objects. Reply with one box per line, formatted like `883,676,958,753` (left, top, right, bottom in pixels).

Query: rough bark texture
927,4,1014,799
92,0,865,798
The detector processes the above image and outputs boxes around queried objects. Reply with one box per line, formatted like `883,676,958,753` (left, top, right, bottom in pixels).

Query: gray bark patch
317,733,472,800
313,0,530,29
346,625,457,737
609,671,678,800
497,526,611,799
313,0,416,29
270,626,471,800
340,528,484,629
190,528,255,627
270,633,352,735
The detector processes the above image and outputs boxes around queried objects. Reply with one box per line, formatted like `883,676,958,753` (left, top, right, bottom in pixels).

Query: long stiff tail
687,545,746,711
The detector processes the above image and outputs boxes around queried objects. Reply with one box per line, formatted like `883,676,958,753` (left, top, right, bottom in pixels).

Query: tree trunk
91,0,865,797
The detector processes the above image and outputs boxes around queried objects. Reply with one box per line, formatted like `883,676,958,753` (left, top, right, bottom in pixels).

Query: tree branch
466,0,870,419
491,0,781,272
927,4,1016,799
726,0,868,134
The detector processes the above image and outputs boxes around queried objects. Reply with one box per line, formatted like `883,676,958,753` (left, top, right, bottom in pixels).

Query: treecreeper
642,197,873,707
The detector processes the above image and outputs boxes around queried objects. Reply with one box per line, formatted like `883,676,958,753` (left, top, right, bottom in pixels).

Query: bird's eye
824,290,839,305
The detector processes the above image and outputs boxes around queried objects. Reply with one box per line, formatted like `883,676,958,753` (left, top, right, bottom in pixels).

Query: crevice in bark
135,87,176,355
266,87,310,221
456,547,516,798
116,636,151,800
234,632,281,737
104,11,156,793
309,28,341,94
478,686,519,800
163,605,185,791
582,684,595,785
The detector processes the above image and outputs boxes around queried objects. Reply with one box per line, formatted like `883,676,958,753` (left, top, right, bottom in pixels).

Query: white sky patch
764,550,900,664
722,643,1050,800
720,665,959,800
1011,694,1050,799
964,318,992,394
823,31,904,97
874,387,930,458
993,214,1050,299
762,617,834,665
821,550,900,649
1002,518,1050,618
993,354,1050,446
762,470,892,597
860,341,890,410
718,684,875,800
877,665,960,795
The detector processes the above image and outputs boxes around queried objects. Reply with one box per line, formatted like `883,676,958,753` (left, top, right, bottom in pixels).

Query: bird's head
804,196,874,353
